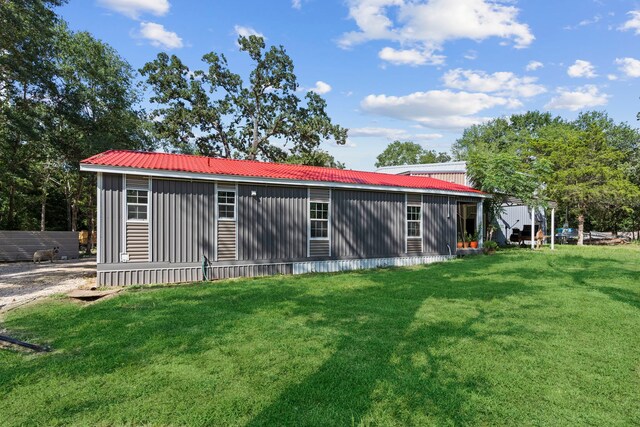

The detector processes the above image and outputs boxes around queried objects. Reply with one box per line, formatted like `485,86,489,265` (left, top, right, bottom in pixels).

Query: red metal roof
81,150,483,194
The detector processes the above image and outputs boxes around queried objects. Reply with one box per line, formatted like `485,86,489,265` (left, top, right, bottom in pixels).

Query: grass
1,246,639,426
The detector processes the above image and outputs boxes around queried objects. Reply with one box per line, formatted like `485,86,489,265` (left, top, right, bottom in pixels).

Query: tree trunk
577,212,585,246
8,182,16,229
40,189,47,231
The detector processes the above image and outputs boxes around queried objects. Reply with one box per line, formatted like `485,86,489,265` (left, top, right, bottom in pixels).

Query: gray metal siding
97,263,293,286
331,189,405,258
152,179,216,263
494,205,546,245
100,173,122,264
423,195,457,254
237,185,307,261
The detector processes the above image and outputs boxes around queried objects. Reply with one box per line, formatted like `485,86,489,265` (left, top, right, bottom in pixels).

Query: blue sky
60,0,640,171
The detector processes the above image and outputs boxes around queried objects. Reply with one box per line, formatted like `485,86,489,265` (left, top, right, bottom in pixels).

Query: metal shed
81,150,488,286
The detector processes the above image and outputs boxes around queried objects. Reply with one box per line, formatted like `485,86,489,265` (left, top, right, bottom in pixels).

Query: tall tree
375,141,451,167
52,24,152,234
141,35,347,164
0,0,65,229
530,118,640,244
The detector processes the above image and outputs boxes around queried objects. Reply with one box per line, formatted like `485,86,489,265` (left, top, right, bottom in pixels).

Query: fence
0,231,79,262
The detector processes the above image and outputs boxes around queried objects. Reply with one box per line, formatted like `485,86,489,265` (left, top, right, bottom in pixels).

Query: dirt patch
0,258,96,312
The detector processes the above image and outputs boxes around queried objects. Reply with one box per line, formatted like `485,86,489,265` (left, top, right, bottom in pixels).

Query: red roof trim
81,150,483,194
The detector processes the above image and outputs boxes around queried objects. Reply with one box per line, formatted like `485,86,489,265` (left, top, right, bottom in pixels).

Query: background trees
141,35,347,166
0,0,151,233
454,111,640,244
375,141,450,167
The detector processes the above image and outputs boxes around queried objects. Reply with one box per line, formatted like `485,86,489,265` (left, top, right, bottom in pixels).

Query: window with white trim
218,190,236,220
310,202,329,239
407,205,421,237
127,189,148,221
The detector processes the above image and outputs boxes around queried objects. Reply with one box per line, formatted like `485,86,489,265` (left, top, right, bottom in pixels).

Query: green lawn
1,246,639,426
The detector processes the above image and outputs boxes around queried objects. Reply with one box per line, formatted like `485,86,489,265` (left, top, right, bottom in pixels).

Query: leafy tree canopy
375,141,451,168
141,35,347,166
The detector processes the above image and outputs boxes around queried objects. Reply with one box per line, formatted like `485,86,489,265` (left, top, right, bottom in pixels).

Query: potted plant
483,240,498,254
463,232,472,248
457,233,464,248
470,231,479,249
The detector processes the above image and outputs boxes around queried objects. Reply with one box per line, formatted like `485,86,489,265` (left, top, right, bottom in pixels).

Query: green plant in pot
483,240,498,254
457,233,464,249
463,232,472,248
470,231,479,249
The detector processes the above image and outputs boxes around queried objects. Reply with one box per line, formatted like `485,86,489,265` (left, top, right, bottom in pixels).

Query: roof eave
80,163,489,199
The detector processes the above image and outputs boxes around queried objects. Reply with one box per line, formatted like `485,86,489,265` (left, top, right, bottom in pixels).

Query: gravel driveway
0,258,96,312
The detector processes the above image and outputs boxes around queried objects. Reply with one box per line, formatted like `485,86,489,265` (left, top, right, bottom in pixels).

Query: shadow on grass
246,258,539,426
1,255,541,425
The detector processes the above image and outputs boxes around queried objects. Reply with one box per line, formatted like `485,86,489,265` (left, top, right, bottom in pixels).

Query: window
127,189,148,221
310,202,329,239
218,190,235,220
407,205,421,237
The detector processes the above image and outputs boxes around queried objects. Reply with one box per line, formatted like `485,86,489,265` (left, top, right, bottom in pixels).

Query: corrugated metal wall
331,189,405,258
98,263,293,286
493,205,546,245
152,179,216,263
0,231,79,262
423,195,457,254
411,172,467,186
237,185,307,260
99,173,122,264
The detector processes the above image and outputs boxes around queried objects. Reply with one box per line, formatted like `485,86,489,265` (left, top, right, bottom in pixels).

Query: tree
51,24,153,238
141,35,347,165
0,0,65,229
1,5,152,235
530,118,640,244
375,141,451,167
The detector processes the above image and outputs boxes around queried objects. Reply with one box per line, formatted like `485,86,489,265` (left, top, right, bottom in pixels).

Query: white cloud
349,127,443,141
308,81,332,94
607,74,618,81
139,22,183,49
545,85,609,111
361,89,520,130
615,57,640,78
526,60,543,71
292,0,302,9
464,50,478,60
564,14,601,30
442,68,546,98
339,0,534,66
620,10,640,35
378,47,444,66
233,25,265,39
567,60,597,78
98,0,169,19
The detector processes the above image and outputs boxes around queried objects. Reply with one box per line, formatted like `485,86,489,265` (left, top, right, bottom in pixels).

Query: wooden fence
0,231,79,262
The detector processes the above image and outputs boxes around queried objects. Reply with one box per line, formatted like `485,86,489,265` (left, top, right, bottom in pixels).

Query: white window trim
217,188,237,222
307,188,332,258
309,201,330,241
407,205,423,239
125,180,150,224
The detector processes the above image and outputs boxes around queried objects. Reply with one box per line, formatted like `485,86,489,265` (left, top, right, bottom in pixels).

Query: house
376,161,556,247
80,150,488,286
